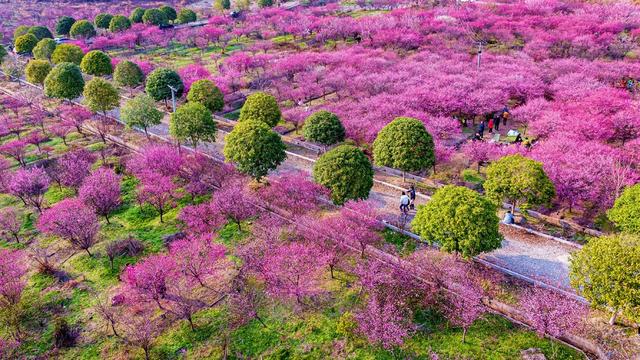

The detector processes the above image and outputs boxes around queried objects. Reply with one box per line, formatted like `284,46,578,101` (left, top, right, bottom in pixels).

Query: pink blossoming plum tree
136,172,177,223
520,286,588,338
79,167,121,223
37,198,100,256
259,242,328,305
0,207,23,243
8,167,50,213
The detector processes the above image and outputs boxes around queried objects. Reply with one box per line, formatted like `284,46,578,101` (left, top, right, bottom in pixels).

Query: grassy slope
0,122,583,359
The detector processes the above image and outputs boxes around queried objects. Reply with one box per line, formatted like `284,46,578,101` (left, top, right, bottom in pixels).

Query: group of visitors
400,185,416,215
473,106,510,140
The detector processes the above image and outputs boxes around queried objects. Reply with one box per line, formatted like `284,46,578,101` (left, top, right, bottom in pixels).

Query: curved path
2,76,577,292
144,112,577,291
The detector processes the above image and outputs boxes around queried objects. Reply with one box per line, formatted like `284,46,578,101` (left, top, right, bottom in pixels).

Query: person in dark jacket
478,120,486,138
408,185,416,210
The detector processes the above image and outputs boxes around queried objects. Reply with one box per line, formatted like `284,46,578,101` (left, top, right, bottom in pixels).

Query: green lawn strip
152,307,227,360
406,311,583,359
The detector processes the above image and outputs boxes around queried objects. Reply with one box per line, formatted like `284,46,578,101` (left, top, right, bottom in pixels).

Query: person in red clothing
488,118,494,134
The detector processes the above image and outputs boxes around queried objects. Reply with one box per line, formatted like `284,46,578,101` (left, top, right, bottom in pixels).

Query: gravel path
480,225,575,289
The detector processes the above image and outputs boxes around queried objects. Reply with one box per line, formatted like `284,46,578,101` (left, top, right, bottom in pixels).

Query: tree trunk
105,214,111,224
188,315,195,331
110,321,119,337
222,336,228,360
609,309,619,325
144,347,150,360
85,248,93,257
159,209,164,223
511,200,516,214
462,327,467,343
256,315,268,329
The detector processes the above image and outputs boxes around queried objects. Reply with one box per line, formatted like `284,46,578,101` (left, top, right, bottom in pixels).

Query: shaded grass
462,168,485,184
382,228,417,255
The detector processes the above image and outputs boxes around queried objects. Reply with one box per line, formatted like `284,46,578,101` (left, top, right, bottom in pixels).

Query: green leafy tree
187,79,224,112
235,0,251,11
302,110,345,146
258,0,274,7
69,20,97,39
28,26,53,40
484,154,555,212
52,44,84,65
44,62,85,100
373,117,435,176
159,6,177,22
113,60,144,91
412,185,502,258
214,0,231,11
121,94,163,138
145,68,184,105
14,34,38,54
13,26,30,41
94,13,114,29
0,46,7,64
142,8,169,26
56,16,76,36
33,38,57,60
223,120,286,180
313,145,373,205
83,77,119,115
177,8,197,24
25,60,52,85
607,184,640,234
569,233,640,325
170,102,216,150
130,8,146,23
238,92,281,127
80,50,112,76
109,15,132,32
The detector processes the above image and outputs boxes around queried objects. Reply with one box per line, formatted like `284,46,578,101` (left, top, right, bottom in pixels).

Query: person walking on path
408,185,416,210
488,118,494,134
478,120,486,138
494,114,501,131
400,191,410,215
503,210,515,224
502,106,510,126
